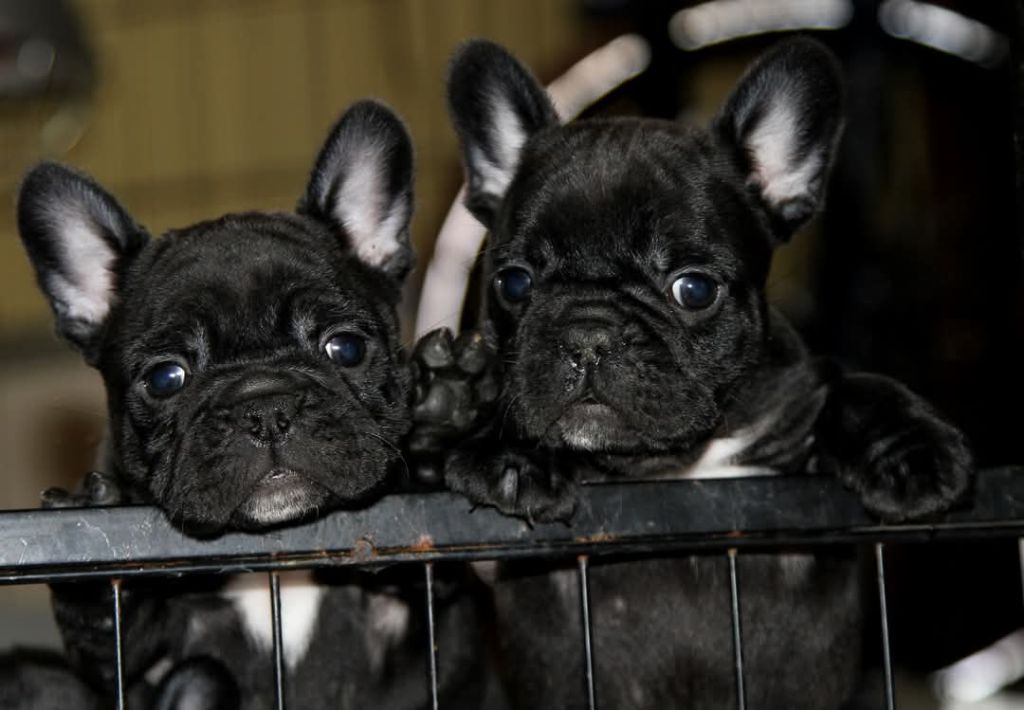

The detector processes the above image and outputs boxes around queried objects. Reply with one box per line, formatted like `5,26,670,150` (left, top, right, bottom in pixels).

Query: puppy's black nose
243,395,297,444
224,374,305,445
559,324,613,371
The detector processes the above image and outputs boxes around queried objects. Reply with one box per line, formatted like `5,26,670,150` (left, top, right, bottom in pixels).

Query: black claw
475,374,499,404
415,328,456,369
455,331,490,374
85,472,109,503
41,487,71,509
84,471,120,505
497,465,520,506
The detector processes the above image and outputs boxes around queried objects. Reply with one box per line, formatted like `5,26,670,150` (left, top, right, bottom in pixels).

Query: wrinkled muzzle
507,298,719,454
160,369,398,533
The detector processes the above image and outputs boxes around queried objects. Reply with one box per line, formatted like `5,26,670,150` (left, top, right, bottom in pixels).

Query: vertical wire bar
1018,539,1024,608
727,549,747,710
111,578,126,710
577,555,597,710
875,543,897,710
269,572,285,710
424,562,440,710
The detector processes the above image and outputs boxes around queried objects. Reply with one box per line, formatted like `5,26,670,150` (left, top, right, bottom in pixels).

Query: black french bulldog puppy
17,101,488,709
417,38,972,709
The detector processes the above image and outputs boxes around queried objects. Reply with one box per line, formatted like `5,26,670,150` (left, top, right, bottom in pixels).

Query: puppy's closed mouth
231,468,333,529
265,468,303,483
556,398,626,450
569,400,615,416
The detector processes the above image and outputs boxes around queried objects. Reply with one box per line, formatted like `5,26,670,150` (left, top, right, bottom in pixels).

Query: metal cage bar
578,555,597,710
111,578,126,710
727,549,747,710
425,562,440,710
2,469,1022,583
875,543,896,710
270,571,286,710
1018,538,1024,608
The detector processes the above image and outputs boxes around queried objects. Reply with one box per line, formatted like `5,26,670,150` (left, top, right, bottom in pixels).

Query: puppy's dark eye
145,362,187,398
495,267,533,304
670,273,719,310
325,333,366,366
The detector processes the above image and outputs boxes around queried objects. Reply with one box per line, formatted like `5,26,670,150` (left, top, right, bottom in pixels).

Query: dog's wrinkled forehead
493,119,772,283
115,213,387,360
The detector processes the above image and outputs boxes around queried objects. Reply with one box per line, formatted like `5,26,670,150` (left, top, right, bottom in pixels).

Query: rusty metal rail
1,468,1022,583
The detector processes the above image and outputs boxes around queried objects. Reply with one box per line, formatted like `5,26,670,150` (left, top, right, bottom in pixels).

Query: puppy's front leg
410,328,577,522
814,372,973,520
43,472,170,695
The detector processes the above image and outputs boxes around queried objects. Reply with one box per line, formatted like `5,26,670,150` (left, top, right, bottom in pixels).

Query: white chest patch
221,570,325,669
364,592,412,674
677,433,776,480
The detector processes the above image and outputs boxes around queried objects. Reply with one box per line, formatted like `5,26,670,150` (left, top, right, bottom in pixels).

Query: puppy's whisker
365,432,407,470
498,394,523,441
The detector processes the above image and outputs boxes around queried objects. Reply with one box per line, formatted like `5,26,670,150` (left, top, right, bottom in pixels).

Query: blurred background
0,1,1020,707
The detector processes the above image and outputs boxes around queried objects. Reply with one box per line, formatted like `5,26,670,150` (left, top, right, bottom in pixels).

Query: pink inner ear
332,147,408,269
745,100,822,211
45,206,117,326
468,92,529,201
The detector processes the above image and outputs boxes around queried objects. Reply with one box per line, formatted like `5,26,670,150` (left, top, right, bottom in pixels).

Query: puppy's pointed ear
17,162,149,359
299,101,414,282
447,40,559,227
714,38,844,241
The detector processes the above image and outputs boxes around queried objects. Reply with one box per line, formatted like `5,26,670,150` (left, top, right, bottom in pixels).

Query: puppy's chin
230,469,334,530
555,402,641,452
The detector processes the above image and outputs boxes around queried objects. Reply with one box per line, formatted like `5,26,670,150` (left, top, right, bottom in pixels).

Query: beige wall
0,0,592,339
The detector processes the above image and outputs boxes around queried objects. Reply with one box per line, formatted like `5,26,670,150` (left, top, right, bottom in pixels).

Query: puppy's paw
154,657,240,710
410,327,499,438
819,373,972,521
41,471,122,509
843,420,972,521
447,449,577,524
408,328,500,483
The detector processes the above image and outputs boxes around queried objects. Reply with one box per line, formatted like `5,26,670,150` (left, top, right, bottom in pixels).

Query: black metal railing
2,467,1023,710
